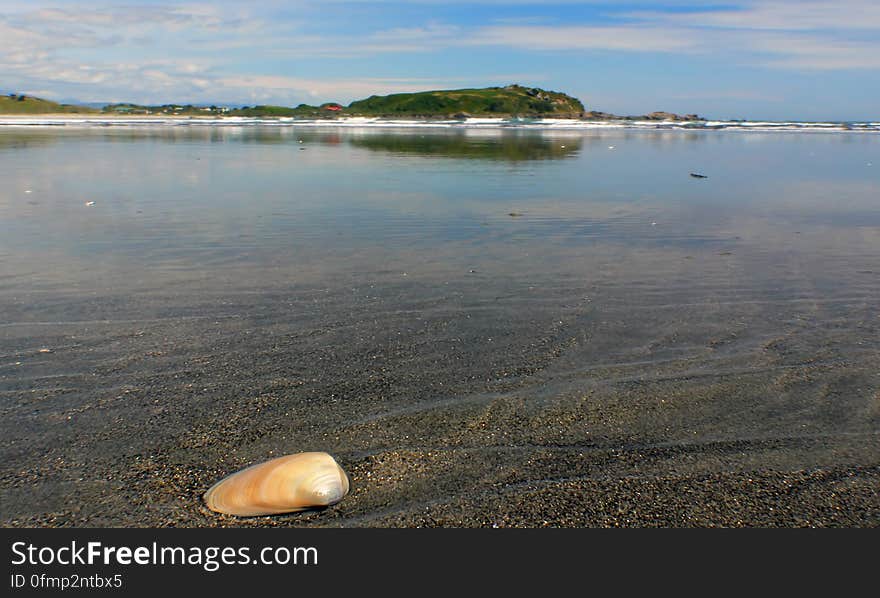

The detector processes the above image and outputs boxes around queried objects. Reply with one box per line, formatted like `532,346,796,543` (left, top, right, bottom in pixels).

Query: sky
1,0,878,120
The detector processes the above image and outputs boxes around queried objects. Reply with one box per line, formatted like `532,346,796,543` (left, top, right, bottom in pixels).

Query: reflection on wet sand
0,125,586,159
347,130,582,161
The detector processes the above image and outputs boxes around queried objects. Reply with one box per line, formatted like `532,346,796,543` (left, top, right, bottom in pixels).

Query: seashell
204,452,349,516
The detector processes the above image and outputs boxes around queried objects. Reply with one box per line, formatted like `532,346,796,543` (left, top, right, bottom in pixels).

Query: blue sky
1,0,878,120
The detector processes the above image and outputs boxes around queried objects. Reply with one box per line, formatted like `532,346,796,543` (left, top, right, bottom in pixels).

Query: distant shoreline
0,113,218,120
0,113,877,132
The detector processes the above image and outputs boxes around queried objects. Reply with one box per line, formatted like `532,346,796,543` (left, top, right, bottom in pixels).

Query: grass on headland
346,85,585,117
0,93,97,114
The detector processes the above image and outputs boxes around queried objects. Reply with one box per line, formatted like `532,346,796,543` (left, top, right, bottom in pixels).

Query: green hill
0,93,96,114
2,86,703,121
346,84,585,117
231,103,343,117
91,89,585,118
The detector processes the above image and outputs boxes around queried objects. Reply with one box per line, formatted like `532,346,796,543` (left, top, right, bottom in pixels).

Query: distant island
0,85,703,121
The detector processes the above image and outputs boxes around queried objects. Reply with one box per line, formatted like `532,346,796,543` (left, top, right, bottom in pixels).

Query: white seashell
204,452,349,516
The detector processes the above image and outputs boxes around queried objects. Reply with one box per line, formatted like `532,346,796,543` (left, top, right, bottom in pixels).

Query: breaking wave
1,116,878,132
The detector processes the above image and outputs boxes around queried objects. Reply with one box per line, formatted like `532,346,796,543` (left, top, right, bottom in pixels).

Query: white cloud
462,2,880,70
1,0,878,107
749,33,880,69
30,6,219,28
0,2,526,104
471,25,698,52
1,3,261,46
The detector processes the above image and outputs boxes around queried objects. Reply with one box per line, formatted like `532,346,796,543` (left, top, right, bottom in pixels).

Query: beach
1,125,878,527
3,273,877,527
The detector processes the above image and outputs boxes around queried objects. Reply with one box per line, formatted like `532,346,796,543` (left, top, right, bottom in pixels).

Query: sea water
1,125,878,524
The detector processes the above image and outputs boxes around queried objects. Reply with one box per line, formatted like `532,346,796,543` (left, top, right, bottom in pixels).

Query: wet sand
2,263,878,527
1,127,878,527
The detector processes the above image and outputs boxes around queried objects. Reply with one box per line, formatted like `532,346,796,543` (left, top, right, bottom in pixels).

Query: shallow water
1,126,878,526
2,126,878,290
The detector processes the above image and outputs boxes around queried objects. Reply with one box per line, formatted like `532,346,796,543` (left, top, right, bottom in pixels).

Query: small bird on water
690,172,708,178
